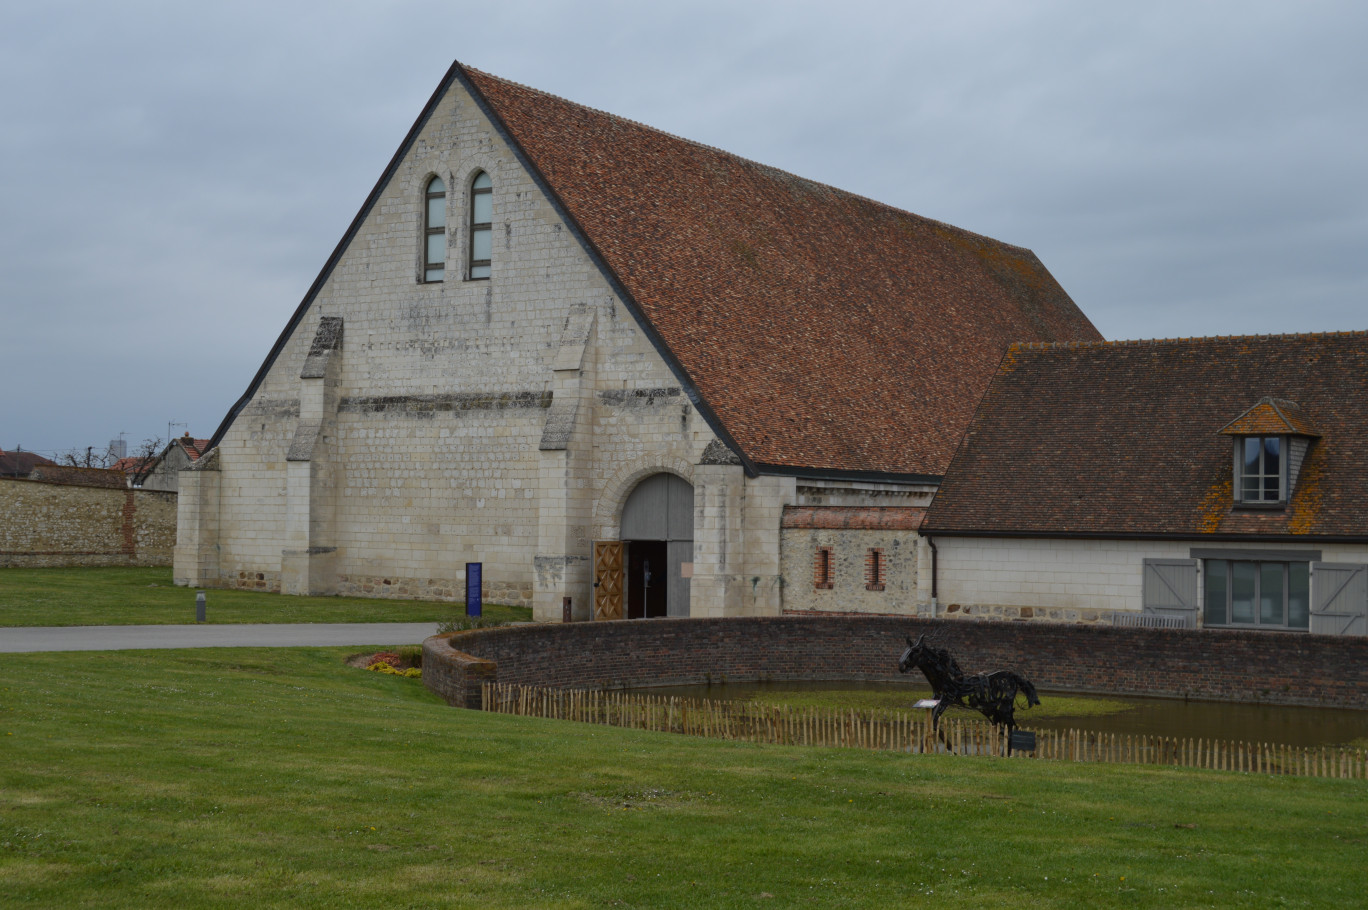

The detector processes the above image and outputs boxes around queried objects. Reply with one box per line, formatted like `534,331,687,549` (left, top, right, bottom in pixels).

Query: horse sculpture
897,634,1040,733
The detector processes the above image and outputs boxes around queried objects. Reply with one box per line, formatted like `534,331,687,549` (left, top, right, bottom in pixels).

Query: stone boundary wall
0,477,177,567
423,615,1368,711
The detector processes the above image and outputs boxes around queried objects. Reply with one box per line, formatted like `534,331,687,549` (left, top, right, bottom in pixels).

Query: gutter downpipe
925,534,938,616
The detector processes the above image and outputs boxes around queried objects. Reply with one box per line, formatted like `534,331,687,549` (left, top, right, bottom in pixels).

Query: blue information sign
465,562,482,617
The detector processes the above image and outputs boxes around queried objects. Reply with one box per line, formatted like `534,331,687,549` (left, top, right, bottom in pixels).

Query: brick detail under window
865,548,885,591
813,546,834,589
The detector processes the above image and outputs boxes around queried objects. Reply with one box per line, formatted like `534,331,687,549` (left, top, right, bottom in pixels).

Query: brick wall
423,615,1368,710
0,477,177,567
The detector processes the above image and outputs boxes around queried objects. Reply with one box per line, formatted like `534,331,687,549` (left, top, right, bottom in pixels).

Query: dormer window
1238,435,1283,503
1219,397,1320,509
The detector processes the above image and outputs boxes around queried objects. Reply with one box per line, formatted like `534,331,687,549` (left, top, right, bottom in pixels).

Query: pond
644,680,1368,750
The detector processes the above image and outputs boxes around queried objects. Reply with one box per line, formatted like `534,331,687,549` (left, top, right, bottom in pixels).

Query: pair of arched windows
423,172,492,282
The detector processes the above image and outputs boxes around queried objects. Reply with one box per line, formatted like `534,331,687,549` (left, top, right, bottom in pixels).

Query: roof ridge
1009,328,1368,352
461,65,1038,256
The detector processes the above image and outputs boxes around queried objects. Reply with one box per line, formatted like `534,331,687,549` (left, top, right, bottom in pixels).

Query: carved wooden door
593,541,624,621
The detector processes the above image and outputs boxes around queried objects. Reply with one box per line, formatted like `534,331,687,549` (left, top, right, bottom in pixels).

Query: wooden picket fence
481,682,1367,780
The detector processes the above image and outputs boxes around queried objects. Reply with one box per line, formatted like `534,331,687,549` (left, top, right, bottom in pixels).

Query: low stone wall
0,477,177,567
423,615,1368,711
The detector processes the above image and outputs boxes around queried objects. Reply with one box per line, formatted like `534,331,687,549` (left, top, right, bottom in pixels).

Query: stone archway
592,460,696,621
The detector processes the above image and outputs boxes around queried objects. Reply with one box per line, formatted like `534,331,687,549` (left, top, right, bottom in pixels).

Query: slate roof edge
751,463,942,485
204,61,466,454
1007,329,1368,353
456,63,760,477
916,528,1368,545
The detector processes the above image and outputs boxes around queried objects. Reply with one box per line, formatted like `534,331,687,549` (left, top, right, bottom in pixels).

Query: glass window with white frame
1237,435,1283,503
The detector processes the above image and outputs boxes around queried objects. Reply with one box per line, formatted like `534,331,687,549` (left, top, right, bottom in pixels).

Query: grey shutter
1141,559,1199,628
1310,563,1368,636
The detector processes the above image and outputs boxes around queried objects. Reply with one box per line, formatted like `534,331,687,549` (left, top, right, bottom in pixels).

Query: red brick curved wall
423,616,1368,710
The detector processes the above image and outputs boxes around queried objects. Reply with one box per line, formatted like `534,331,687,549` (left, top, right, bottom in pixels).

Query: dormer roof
1219,397,1321,438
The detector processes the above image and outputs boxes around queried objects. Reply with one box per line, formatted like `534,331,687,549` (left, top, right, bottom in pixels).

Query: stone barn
175,61,1100,621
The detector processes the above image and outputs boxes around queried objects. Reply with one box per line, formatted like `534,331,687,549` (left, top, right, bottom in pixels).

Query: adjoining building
174,61,1100,620
921,333,1368,634
115,434,211,492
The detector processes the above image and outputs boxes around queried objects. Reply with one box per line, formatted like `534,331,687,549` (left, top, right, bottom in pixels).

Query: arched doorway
594,473,694,619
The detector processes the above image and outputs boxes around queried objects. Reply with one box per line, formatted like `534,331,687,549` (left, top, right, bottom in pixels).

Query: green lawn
0,567,531,626
2,648,1364,908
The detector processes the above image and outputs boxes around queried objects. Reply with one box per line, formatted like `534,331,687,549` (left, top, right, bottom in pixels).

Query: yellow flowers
366,661,421,679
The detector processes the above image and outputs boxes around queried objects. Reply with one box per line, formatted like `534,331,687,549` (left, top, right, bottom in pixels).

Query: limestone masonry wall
1,477,177,567
423,615,1368,710
191,77,720,609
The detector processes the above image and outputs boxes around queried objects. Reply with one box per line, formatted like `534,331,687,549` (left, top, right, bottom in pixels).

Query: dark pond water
644,680,1368,749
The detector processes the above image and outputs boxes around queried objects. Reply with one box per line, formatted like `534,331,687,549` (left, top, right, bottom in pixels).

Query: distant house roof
208,61,1101,480
112,435,211,480
182,437,212,460
0,449,56,478
922,332,1368,541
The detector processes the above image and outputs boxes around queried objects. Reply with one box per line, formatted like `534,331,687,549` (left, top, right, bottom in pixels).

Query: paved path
0,622,444,653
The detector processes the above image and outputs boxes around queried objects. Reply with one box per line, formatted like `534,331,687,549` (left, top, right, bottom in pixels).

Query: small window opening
423,176,445,282
814,547,833,590
469,171,492,279
865,548,885,591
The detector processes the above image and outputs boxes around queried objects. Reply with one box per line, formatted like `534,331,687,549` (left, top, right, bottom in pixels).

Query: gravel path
0,622,444,653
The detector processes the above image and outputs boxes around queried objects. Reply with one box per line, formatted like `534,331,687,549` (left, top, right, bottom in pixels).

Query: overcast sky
3,1,1365,457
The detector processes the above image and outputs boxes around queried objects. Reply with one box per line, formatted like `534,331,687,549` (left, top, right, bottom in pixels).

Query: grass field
2,647,1365,908
0,567,530,626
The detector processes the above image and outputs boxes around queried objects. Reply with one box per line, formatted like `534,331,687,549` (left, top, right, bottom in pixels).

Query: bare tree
123,437,165,487
54,445,116,469
55,436,163,480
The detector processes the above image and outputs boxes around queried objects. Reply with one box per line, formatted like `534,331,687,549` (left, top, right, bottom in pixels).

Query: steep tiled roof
923,332,1368,540
461,66,1101,477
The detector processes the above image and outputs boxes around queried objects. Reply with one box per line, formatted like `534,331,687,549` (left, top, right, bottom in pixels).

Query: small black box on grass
195,591,206,623
1009,729,1037,754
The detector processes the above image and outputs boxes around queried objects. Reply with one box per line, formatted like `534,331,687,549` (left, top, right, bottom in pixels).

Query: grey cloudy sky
2,1,1365,457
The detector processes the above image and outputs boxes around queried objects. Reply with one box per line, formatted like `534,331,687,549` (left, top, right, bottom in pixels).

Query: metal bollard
562,596,572,623
196,591,206,623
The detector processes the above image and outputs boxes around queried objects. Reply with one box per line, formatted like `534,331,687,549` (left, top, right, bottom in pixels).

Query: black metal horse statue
898,634,1040,732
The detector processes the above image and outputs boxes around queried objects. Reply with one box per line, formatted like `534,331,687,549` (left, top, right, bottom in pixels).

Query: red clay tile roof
782,506,926,531
1220,398,1321,438
111,456,149,474
176,437,211,461
462,65,1101,477
922,332,1368,540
